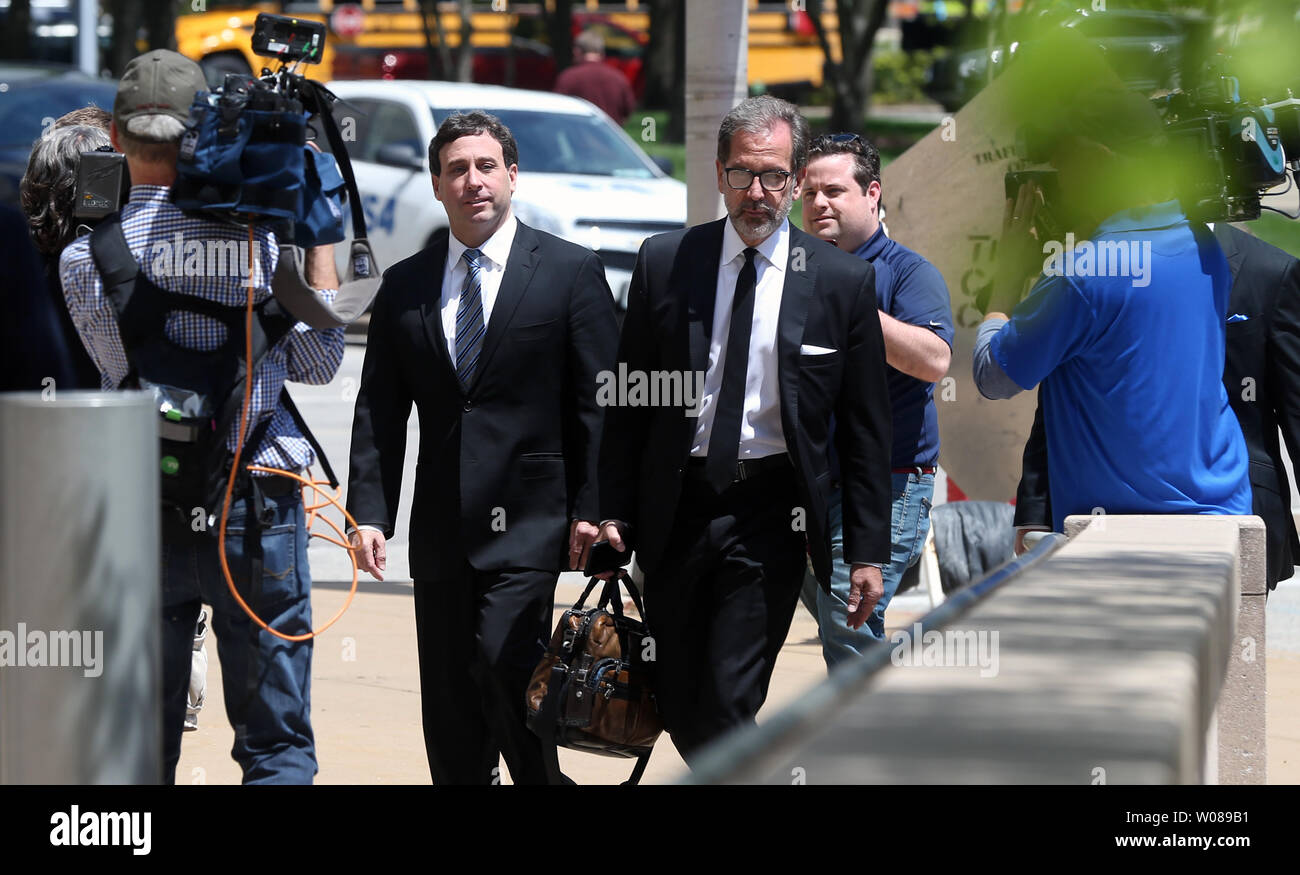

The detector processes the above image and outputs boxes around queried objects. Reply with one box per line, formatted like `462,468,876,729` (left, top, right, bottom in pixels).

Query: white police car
324,80,686,308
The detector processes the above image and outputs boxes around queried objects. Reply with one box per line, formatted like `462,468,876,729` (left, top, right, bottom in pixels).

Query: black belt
251,474,300,497
685,453,793,484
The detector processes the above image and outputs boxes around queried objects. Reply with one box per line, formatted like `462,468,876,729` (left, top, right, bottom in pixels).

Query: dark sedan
0,63,117,207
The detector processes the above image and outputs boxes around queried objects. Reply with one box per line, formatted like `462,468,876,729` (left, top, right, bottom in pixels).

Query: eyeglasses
725,167,794,192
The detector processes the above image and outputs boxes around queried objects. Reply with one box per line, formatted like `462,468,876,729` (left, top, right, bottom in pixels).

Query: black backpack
87,216,336,535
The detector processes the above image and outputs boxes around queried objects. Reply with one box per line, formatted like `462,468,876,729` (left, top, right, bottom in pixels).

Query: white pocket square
800,344,837,355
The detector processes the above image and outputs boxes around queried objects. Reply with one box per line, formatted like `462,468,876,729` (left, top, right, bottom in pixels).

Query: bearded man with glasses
597,96,893,762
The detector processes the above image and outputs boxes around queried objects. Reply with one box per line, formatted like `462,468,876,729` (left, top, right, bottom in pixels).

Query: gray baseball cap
113,49,207,131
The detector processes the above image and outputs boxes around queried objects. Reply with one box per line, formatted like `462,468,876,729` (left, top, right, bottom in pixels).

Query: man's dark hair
808,133,881,195
428,111,519,176
717,95,810,174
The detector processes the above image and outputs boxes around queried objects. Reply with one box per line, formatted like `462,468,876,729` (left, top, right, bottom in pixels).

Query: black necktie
705,247,758,492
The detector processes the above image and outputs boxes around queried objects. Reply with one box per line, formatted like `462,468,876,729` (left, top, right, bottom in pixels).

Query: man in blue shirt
973,88,1251,529
799,133,954,665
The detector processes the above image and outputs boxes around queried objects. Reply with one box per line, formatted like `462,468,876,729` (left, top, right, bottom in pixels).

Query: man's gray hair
123,114,186,143
20,124,112,258
716,95,810,173
115,113,185,164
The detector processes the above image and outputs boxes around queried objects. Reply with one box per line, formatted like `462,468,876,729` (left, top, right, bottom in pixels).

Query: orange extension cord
216,223,360,641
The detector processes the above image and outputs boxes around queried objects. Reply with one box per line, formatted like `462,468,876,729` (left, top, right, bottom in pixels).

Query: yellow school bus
176,0,846,95
177,1,520,84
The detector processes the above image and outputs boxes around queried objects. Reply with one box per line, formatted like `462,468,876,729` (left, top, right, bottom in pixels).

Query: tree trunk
644,0,674,108
642,0,686,139
0,0,31,62
668,0,685,142
646,0,686,140
107,0,175,74
417,0,445,78
456,0,474,83
143,2,176,52
809,0,889,132
542,0,574,77
421,0,455,80
107,0,142,77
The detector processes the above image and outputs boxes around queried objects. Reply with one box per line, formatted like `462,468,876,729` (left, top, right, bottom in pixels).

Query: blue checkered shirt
60,185,345,474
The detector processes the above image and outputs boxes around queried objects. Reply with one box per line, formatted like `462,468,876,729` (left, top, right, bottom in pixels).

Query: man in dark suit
346,111,620,784
597,96,893,761
1014,223,1300,589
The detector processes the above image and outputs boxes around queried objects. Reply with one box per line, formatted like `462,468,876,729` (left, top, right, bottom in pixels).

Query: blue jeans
800,472,934,669
161,488,316,784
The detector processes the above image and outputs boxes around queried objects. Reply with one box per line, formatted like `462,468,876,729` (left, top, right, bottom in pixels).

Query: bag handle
535,663,575,786
594,569,645,620
574,576,604,611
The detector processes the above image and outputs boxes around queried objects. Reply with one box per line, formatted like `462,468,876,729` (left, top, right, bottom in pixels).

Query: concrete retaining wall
688,514,1264,785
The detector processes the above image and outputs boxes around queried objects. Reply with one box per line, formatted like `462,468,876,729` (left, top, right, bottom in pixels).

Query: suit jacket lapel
777,227,816,437
1214,224,1245,284
418,231,455,378
686,219,725,374
469,220,538,392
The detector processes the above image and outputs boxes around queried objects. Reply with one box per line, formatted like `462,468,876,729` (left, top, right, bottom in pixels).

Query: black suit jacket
1015,223,1300,587
346,220,620,578
1,206,97,392
598,219,893,587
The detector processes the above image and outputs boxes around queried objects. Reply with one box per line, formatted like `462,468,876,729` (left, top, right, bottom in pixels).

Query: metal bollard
0,391,160,783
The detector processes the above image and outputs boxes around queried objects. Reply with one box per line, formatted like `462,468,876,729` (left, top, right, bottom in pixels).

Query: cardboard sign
879,76,1034,500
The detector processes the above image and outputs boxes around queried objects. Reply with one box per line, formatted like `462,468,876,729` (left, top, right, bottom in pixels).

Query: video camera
71,15,334,228
170,12,379,327
172,13,342,239
1155,62,1300,223
1005,57,1300,227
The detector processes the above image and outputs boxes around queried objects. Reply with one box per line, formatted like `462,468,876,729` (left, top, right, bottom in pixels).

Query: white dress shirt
441,214,518,359
691,217,790,459
354,214,517,537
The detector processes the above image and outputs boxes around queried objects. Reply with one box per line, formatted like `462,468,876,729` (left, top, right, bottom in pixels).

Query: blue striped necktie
455,247,485,389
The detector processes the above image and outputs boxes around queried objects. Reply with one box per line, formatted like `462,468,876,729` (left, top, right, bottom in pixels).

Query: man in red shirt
554,31,636,125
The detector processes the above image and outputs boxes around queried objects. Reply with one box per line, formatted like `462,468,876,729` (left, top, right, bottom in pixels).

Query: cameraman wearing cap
59,50,344,784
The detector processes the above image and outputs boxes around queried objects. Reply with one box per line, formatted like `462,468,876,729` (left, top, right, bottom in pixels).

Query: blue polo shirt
989,201,1252,531
856,227,954,467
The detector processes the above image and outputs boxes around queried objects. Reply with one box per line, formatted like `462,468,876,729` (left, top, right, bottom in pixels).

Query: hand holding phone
584,534,631,577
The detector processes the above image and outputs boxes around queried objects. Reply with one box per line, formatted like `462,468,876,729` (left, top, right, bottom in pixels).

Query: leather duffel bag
525,571,662,785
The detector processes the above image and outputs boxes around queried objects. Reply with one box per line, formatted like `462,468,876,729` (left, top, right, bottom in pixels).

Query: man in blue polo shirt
799,132,954,666
973,88,1251,528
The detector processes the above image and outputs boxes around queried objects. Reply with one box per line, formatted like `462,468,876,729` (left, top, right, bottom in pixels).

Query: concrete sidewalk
176,580,1300,785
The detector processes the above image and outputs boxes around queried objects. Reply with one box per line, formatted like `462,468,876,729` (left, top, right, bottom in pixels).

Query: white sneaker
186,609,209,732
